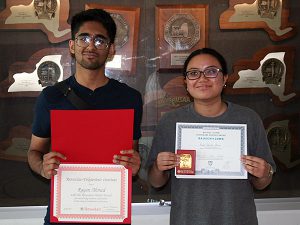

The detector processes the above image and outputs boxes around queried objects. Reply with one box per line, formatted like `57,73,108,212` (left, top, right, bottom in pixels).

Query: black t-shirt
32,75,142,139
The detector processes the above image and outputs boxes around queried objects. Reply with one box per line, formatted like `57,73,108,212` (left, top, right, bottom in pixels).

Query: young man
28,9,143,225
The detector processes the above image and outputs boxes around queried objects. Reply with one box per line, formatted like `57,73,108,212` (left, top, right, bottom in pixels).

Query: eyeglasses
75,34,110,50
185,67,223,80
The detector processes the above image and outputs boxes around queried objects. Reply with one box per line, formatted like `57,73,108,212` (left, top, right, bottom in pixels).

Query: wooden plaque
156,5,208,72
0,125,31,162
264,113,300,170
0,48,71,98
85,4,140,76
0,0,71,43
219,0,296,41
224,46,298,106
142,74,191,129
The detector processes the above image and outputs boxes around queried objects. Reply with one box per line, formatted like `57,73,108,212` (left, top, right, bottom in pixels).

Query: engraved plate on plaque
164,14,200,51
257,0,280,19
34,0,58,20
267,124,290,153
261,58,284,85
111,13,129,49
37,61,61,87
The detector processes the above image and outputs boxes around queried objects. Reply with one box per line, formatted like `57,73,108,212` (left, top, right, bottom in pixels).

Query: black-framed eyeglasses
185,67,223,80
75,34,110,50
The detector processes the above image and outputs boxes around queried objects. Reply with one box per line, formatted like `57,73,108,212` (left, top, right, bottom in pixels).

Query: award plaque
0,48,71,97
85,4,140,75
142,74,191,129
0,0,71,43
0,125,31,162
176,150,196,175
264,113,300,169
156,5,208,72
219,0,296,41
224,46,297,106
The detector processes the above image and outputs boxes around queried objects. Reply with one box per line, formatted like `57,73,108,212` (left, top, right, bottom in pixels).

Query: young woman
147,48,275,225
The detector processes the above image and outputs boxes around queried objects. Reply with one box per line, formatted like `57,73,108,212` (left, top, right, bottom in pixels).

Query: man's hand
113,149,141,176
41,151,66,179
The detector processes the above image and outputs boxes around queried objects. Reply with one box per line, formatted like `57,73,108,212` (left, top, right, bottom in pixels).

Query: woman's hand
241,155,270,178
241,155,273,190
156,152,179,171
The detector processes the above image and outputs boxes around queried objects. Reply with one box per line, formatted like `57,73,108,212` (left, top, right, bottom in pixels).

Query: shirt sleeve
32,91,51,138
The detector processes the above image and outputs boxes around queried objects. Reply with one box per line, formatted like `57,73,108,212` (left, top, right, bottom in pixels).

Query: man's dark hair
71,8,116,43
183,48,228,76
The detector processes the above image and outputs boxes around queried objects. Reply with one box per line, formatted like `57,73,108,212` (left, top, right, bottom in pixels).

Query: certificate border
176,123,247,178
53,164,128,222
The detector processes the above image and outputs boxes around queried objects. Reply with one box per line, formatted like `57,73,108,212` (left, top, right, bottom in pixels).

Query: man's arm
27,134,50,177
27,134,66,179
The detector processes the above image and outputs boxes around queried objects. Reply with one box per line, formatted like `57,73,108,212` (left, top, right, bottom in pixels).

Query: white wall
1,198,300,225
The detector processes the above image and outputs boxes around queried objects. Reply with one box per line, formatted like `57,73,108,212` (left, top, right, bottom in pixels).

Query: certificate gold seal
37,61,61,87
180,154,192,169
257,0,280,19
262,58,285,85
176,150,196,175
164,14,200,51
34,0,57,20
111,13,129,49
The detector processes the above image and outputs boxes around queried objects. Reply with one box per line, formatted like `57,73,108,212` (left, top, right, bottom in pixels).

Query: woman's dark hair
71,9,116,43
183,48,228,76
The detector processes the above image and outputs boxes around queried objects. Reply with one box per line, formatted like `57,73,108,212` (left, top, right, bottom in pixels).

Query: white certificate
51,164,130,223
175,123,247,179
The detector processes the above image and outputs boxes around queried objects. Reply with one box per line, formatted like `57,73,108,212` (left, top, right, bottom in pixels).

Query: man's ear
69,40,75,54
108,43,116,59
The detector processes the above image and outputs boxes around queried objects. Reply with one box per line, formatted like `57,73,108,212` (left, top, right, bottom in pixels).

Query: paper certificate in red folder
50,109,134,223
52,164,131,223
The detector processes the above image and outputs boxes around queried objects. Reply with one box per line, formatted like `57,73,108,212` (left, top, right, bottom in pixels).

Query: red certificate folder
50,109,134,164
50,109,133,224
